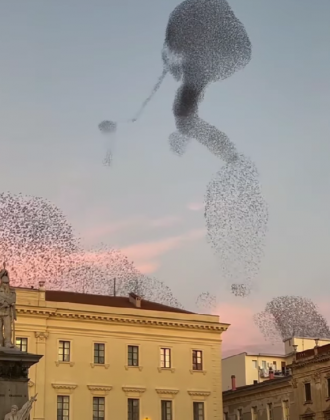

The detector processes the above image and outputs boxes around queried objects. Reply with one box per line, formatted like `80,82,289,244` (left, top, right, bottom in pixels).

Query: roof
222,351,285,360
223,375,292,398
44,290,195,314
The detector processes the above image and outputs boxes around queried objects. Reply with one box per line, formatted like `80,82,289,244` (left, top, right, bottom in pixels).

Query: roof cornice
17,306,227,333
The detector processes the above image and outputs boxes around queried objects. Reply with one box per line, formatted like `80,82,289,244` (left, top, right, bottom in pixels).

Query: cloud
149,216,181,228
187,202,204,211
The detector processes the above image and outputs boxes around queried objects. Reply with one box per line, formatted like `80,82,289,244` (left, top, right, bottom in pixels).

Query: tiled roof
45,290,194,314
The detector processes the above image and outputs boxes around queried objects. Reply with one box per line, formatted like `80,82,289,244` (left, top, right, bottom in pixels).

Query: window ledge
124,365,143,371
55,361,75,367
304,400,313,405
157,367,175,373
190,369,206,375
90,363,110,369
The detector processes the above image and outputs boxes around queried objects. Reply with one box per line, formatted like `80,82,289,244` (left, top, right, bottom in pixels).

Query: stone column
33,331,48,420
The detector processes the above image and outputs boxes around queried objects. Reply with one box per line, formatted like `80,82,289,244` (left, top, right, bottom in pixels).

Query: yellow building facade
222,337,330,390
15,284,229,420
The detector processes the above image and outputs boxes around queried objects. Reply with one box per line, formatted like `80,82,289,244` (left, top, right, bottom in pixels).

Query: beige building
15,284,229,420
222,352,288,390
223,375,294,420
290,341,330,419
222,336,330,390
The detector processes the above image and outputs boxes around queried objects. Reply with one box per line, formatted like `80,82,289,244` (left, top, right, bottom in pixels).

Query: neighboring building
222,336,330,390
15,284,229,420
290,340,330,419
223,375,294,420
222,352,288,390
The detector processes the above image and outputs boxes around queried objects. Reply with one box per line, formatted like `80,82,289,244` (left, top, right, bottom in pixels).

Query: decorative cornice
188,391,211,397
87,385,112,396
17,307,226,332
155,389,179,397
90,363,110,369
292,353,330,369
122,386,146,397
157,367,175,373
51,383,77,394
34,331,49,341
28,381,35,388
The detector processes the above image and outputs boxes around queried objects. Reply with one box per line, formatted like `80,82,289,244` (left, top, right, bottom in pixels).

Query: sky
0,0,330,356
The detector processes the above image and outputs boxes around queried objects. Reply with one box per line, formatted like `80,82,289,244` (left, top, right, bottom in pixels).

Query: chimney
269,369,274,380
314,338,319,355
38,281,46,304
231,375,236,391
253,380,258,385
129,292,142,308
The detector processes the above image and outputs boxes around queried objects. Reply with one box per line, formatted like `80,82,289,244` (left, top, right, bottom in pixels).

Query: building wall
222,354,246,390
15,287,228,420
245,355,287,385
291,349,330,419
284,337,330,356
223,379,295,420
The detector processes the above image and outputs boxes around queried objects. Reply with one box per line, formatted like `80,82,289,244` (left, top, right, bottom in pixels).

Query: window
273,361,277,370
237,408,242,420
267,403,273,420
128,398,139,420
160,348,171,368
16,337,28,352
327,378,330,398
193,402,204,420
161,400,172,420
304,382,312,401
252,360,257,368
223,413,228,420
192,350,203,371
261,360,267,369
94,343,105,365
282,400,289,420
58,341,70,362
57,396,69,420
251,406,258,420
93,397,105,420
128,345,139,366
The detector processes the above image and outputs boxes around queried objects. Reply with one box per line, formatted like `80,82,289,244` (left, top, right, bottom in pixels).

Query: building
290,341,330,419
222,352,288,390
15,284,229,420
222,337,330,390
223,375,294,420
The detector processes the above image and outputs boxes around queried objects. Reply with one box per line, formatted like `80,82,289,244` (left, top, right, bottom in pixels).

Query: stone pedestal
0,349,42,420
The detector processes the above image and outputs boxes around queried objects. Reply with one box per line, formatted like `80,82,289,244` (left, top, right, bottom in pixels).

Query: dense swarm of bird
0,192,183,309
254,296,330,343
98,0,268,295
195,291,217,313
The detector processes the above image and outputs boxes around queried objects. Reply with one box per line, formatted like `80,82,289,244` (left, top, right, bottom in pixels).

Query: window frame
128,398,139,420
15,337,28,352
327,377,330,398
267,402,273,420
93,343,105,365
127,345,139,367
160,347,172,369
252,359,258,369
161,400,173,420
282,399,290,420
57,395,70,420
192,349,203,371
93,396,105,420
193,401,204,420
58,340,71,362
251,406,258,420
304,382,312,402
237,408,242,420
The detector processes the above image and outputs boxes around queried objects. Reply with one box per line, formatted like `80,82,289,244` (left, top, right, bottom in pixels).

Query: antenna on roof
113,278,116,297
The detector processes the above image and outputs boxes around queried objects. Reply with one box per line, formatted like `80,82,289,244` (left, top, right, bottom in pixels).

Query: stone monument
0,263,42,420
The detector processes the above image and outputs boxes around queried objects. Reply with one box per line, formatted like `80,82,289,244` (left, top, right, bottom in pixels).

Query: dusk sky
1,0,330,355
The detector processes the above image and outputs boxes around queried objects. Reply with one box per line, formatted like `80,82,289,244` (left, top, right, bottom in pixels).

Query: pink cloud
149,216,181,228
187,202,204,211
135,261,160,274
122,228,205,261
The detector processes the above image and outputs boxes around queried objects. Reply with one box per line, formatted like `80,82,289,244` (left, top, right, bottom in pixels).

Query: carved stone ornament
34,331,49,341
0,362,28,379
313,372,321,383
4,394,37,420
155,388,179,399
157,367,176,373
90,363,110,369
87,385,112,396
51,383,77,394
188,390,211,401
122,386,146,398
